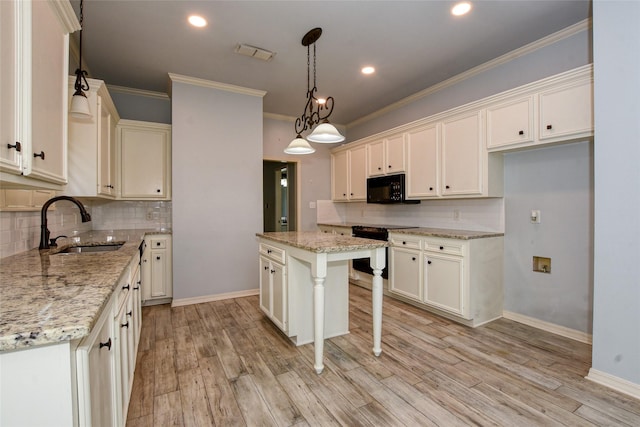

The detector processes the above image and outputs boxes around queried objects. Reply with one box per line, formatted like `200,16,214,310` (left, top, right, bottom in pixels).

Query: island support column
370,247,386,356
312,253,328,374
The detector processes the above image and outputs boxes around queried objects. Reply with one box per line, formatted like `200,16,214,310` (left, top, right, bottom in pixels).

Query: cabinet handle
377,167,381,170
122,284,130,290
445,185,450,189
33,151,45,160
388,165,392,169
270,269,275,274
402,241,406,245
156,242,161,246
439,246,444,250
429,187,433,191
266,249,272,254
99,338,112,351
127,310,133,317
350,193,353,196
343,193,347,197
156,189,161,193
264,265,269,270
427,260,432,265
412,257,416,261
104,184,114,189
121,322,129,329
518,130,524,135
546,124,552,130
7,142,21,152
156,256,161,260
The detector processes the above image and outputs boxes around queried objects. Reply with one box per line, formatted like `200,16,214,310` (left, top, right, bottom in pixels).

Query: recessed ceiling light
361,66,375,75
451,2,472,16
188,15,207,27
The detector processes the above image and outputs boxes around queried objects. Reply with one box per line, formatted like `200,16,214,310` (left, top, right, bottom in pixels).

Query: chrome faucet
39,196,91,250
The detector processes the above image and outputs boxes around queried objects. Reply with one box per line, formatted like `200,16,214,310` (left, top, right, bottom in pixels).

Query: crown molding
49,0,81,34
168,73,267,98
347,18,592,128
107,85,170,100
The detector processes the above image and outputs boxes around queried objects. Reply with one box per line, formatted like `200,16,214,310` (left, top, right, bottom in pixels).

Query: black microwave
366,174,419,204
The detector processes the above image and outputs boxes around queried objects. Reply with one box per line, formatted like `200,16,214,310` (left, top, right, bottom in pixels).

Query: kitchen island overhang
256,231,387,374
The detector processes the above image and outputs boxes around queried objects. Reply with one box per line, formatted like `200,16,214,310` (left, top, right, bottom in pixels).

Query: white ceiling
73,1,591,125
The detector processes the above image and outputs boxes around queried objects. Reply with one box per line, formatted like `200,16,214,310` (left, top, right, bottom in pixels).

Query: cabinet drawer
149,238,166,249
389,234,422,250
259,243,285,264
423,239,464,256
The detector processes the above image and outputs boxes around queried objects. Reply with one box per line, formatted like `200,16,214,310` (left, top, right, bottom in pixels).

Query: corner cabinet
67,78,120,198
389,232,503,327
0,0,79,189
117,120,172,200
141,234,173,305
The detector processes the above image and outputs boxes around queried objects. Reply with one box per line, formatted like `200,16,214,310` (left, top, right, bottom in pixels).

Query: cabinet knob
388,165,392,169
402,241,406,245
439,246,444,250
429,187,433,191
445,185,450,189
264,265,269,270
546,124,552,130
377,167,381,170
350,193,353,196
127,310,133,317
7,142,21,152
270,269,275,274
411,257,416,261
518,130,524,135
156,256,161,260
343,193,347,197
427,260,432,265
99,338,112,351
156,242,161,246
156,189,161,193
121,322,129,329
122,284,130,290
33,151,45,160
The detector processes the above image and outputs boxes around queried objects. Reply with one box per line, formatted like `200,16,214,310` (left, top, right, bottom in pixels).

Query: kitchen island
256,231,387,374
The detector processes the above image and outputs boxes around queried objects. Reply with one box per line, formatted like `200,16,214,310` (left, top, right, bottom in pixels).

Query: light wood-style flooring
126,285,640,426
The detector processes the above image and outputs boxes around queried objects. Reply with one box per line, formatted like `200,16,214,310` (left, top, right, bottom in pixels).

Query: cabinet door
119,122,171,199
150,249,169,298
259,256,271,314
539,79,593,141
367,139,385,176
27,0,68,183
116,295,131,419
0,0,22,174
406,124,439,198
441,111,483,196
389,247,422,301
349,145,367,200
424,252,464,316
271,262,287,332
486,96,534,149
385,134,406,174
98,96,115,196
331,150,349,201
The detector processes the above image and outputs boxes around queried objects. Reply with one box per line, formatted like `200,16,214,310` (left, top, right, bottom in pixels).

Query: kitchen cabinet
0,189,56,211
259,242,288,333
0,0,78,189
367,134,405,177
141,234,173,305
331,144,366,201
486,96,534,149
67,78,120,198
441,111,484,196
406,124,440,199
538,78,592,142
388,232,503,327
118,120,172,200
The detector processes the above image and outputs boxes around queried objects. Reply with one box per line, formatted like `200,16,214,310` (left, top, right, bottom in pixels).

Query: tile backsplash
0,200,172,259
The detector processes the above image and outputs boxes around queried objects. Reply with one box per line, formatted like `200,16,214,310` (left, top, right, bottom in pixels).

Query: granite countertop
257,231,387,253
0,228,171,352
390,227,504,239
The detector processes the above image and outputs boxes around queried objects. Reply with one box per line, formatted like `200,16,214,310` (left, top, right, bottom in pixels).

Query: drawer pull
156,242,161,246
127,311,133,317
518,130,524,135
33,151,45,160
439,246,444,250
7,142,21,152
122,284,130,290
121,322,129,329
99,338,112,351
264,265,269,270
270,269,275,274
546,124,553,130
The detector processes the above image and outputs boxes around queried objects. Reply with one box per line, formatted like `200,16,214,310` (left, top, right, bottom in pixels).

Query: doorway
263,160,297,232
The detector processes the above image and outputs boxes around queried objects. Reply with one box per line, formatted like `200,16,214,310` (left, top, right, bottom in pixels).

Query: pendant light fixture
69,0,91,119
284,28,344,155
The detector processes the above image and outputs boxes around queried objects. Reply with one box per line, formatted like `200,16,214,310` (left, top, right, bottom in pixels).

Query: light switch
309,201,316,209
530,210,541,224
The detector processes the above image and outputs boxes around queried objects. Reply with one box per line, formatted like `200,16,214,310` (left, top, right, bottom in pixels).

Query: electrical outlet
530,210,541,224
146,212,153,220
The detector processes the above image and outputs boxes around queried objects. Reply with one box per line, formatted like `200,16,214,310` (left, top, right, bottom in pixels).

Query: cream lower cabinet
259,242,288,333
141,234,173,305
118,120,172,200
389,232,503,327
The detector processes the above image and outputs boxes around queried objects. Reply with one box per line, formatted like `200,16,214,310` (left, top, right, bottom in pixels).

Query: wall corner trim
586,368,640,400
168,73,267,98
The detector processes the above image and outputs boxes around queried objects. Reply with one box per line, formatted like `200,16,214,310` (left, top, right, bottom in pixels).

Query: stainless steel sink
57,243,124,254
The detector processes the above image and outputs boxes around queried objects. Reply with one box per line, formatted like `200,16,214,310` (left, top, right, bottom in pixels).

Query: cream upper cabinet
486,96,534,149
331,145,366,202
67,78,120,198
406,124,440,199
367,134,406,177
0,0,78,189
118,120,171,200
441,111,484,196
538,78,593,142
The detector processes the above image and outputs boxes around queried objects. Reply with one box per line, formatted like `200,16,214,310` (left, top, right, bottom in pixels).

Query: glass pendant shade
307,122,345,143
284,135,316,154
69,91,91,118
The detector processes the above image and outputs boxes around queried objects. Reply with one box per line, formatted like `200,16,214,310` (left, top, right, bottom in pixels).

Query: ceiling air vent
235,43,276,61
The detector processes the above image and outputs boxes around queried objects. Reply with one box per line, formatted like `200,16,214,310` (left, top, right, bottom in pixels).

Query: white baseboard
502,311,592,344
171,288,259,307
586,368,640,400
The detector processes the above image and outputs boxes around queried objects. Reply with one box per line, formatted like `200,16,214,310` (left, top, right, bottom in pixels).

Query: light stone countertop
390,227,504,239
257,231,387,253
0,229,171,352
